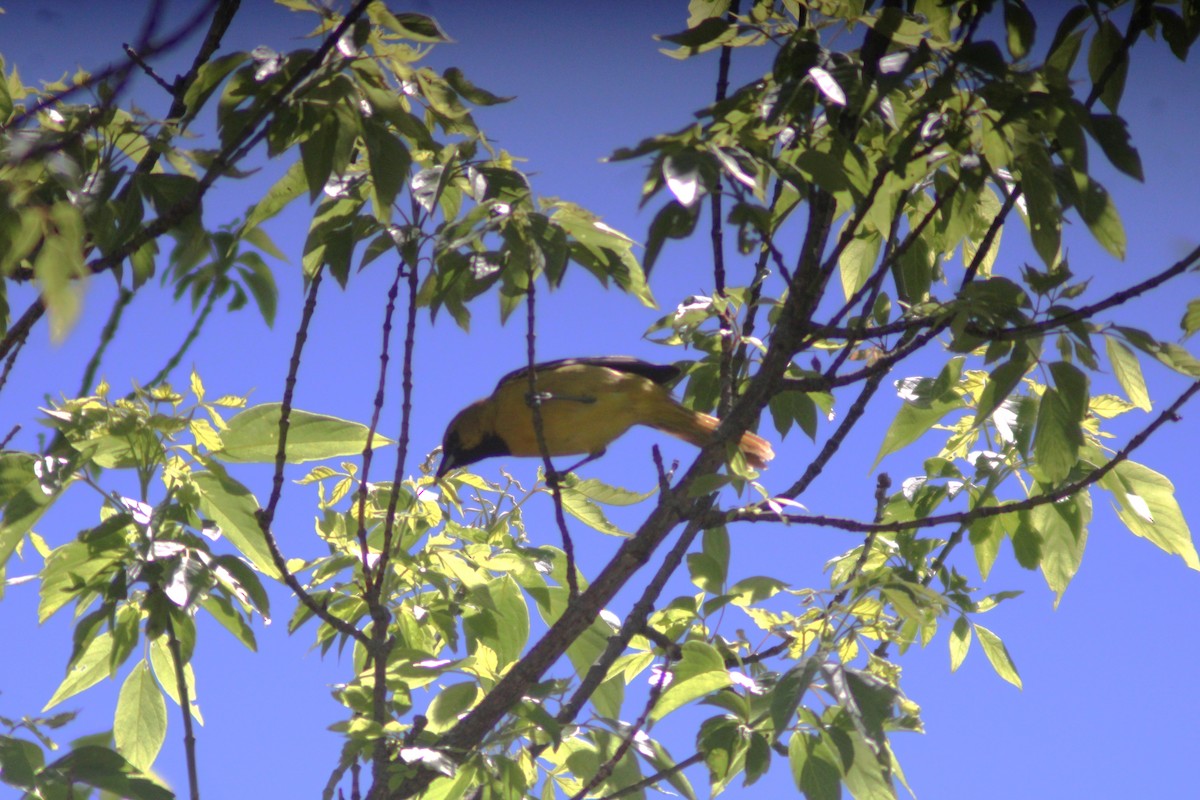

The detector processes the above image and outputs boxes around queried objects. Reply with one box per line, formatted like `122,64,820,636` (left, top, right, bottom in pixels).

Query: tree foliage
1,1,1199,798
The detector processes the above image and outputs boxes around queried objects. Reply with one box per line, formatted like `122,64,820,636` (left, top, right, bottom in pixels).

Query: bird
435,356,775,478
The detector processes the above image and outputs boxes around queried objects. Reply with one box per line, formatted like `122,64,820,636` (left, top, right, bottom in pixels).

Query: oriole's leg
546,449,607,487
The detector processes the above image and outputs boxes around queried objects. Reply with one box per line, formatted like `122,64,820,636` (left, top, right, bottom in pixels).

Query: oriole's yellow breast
492,363,666,457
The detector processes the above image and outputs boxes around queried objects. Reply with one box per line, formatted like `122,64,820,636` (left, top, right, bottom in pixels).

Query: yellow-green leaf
216,403,395,464
949,616,971,672
974,624,1022,689
1102,460,1199,570
114,661,167,771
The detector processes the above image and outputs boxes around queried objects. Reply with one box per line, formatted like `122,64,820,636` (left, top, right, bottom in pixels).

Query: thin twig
123,42,174,94
711,0,739,417
523,275,580,598
253,268,368,645
143,282,219,389
355,262,408,800
0,330,27,400
0,0,371,365
726,377,1200,532
165,611,201,800
569,651,675,800
355,266,406,587
379,258,422,584
538,506,711,754
0,425,21,450
78,288,134,397
594,752,706,800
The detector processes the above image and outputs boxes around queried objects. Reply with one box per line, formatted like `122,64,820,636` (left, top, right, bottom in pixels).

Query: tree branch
723,376,1200,533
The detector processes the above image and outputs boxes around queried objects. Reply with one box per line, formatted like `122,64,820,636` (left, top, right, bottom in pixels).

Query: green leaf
192,466,280,578
1070,171,1125,259
1088,114,1143,181
702,526,729,578
839,232,882,301
787,732,842,800
1114,325,1200,377
44,632,116,711
1087,19,1127,113
558,485,630,536
771,661,818,737
42,745,172,800
202,594,258,651
969,507,1005,579
381,11,450,42
1101,460,1200,570
463,575,529,667
1011,510,1044,569
234,251,278,326
1046,5,1089,74
699,716,743,792
841,729,893,800
1104,336,1151,411
1019,141,1061,267
299,111,340,202
875,383,966,467
1154,7,1195,61
769,390,820,441
728,575,787,606
0,734,41,789
1035,488,1091,604
550,204,656,307
1033,363,1089,484
216,403,394,463
974,624,1022,688
243,159,307,231
687,552,725,593
744,732,772,787
975,357,1031,424
114,661,167,771
149,636,202,723
426,682,481,733
1181,299,1200,340
210,553,271,620
657,16,734,52
651,641,732,721
363,117,412,218
793,149,852,196
644,200,697,275
949,616,971,672
0,452,60,570
1003,0,1036,59
36,202,86,341
443,67,513,106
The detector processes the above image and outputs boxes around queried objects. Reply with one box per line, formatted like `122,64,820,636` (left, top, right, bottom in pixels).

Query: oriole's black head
436,400,511,477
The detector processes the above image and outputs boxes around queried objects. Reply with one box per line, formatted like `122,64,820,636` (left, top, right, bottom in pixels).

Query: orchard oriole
435,356,774,477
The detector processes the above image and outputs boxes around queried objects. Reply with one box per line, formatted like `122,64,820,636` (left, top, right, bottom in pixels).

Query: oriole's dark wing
494,357,681,392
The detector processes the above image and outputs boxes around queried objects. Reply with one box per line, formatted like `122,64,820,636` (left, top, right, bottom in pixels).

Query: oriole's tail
651,402,775,469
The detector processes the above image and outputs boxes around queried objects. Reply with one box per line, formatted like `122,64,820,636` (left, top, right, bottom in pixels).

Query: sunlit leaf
1105,336,1151,411
974,624,1022,688
949,616,971,672
44,632,115,711
216,403,395,463
114,661,167,771
1035,489,1091,604
1101,460,1199,570
808,66,846,106
788,733,841,800
192,466,280,578
651,641,733,721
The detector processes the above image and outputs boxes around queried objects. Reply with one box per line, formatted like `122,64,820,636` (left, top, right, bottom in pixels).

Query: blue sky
3,2,1200,798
